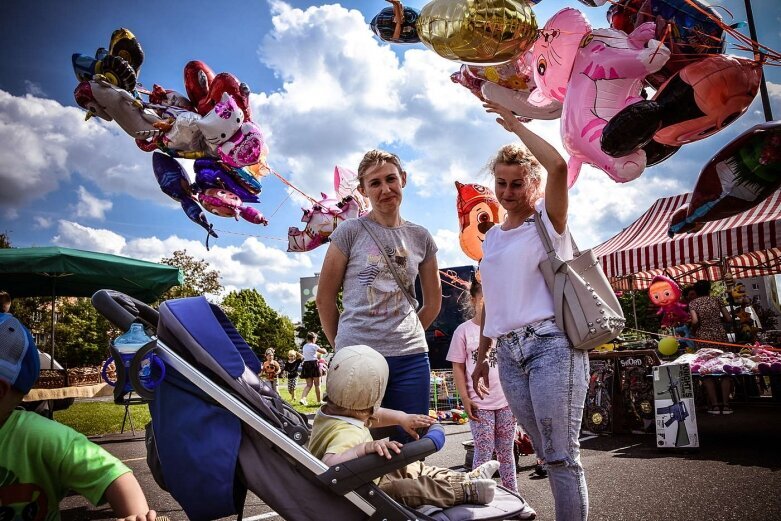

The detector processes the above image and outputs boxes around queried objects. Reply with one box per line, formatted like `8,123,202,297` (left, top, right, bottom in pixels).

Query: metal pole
632,290,639,330
50,282,55,370
744,0,774,122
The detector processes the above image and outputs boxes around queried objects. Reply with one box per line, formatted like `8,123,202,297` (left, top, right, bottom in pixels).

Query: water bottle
113,322,153,393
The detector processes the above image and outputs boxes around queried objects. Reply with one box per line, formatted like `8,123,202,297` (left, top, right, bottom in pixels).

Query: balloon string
268,191,292,220
210,228,288,242
269,168,321,206
439,269,471,288
623,326,781,352
601,0,781,63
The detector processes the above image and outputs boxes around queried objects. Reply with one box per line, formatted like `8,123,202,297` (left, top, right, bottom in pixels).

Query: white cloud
431,228,472,269
24,80,46,97
767,81,781,101
33,216,53,229
0,91,166,215
74,186,113,220
53,220,127,254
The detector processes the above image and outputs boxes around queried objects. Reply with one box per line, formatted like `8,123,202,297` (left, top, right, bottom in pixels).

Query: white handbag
535,212,625,351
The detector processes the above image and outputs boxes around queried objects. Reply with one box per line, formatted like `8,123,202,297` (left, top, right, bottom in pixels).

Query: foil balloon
648,275,689,327
527,8,591,107
451,57,563,120
602,55,762,157
288,194,363,252
183,61,252,121
632,0,726,88
416,0,538,65
108,28,144,73
481,83,562,120
197,92,245,153
371,0,421,43
199,188,268,225
152,152,217,237
74,79,163,137
529,10,672,186
334,165,371,213
218,121,267,168
456,182,505,261
194,159,261,203
668,121,781,236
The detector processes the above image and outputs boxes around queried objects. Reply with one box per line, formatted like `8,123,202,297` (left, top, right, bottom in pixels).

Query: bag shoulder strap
358,218,418,309
533,210,580,259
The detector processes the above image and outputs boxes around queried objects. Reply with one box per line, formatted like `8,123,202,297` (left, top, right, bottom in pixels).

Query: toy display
654,363,699,448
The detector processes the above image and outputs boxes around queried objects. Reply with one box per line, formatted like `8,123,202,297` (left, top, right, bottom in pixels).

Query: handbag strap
534,211,581,332
358,218,418,309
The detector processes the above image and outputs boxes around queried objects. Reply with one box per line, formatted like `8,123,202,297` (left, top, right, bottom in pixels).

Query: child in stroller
311,345,501,508
92,290,536,521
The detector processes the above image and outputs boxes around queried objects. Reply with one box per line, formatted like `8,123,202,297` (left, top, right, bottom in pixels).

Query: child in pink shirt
447,281,517,492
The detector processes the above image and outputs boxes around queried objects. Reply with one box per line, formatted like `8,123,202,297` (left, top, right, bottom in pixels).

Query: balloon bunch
371,1,772,193
72,29,270,241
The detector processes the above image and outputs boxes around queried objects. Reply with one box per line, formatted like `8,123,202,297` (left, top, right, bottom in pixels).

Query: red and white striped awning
593,191,781,290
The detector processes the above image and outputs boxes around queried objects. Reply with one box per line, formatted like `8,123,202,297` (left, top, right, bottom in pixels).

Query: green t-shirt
308,410,373,461
0,409,131,521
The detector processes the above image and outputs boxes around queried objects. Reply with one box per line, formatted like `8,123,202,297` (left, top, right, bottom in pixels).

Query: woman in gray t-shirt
316,149,441,441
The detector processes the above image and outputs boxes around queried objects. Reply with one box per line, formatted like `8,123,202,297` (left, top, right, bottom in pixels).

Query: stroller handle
92,289,159,332
319,424,446,495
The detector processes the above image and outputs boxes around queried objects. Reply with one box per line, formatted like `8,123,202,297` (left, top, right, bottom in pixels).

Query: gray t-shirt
329,216,438,357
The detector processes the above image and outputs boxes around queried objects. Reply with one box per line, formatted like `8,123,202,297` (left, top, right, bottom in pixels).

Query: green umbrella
0,246,183,366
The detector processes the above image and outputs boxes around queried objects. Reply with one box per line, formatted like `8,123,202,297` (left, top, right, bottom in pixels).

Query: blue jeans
380,352,431,443
496,319,589,521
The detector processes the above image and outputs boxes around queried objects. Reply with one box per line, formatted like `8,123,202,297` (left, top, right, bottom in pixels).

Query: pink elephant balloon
529,8,672,186
527,8,591,108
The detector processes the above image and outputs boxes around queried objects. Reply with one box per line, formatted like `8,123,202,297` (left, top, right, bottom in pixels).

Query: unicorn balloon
287,194,363,252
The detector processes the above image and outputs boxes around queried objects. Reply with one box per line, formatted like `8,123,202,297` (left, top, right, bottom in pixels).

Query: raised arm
316,243,348,348
484,100,568,233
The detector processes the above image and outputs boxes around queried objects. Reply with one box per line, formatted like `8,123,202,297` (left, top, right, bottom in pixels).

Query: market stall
589,193,781,435
593,191,781,290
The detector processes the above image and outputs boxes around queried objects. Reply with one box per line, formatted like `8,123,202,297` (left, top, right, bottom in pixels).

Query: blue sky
1,0,779,320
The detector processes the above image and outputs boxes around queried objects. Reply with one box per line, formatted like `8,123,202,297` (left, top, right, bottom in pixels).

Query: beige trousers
378,461,465,508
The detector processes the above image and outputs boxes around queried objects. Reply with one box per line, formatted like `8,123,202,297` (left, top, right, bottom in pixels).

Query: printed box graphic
653,363,699,448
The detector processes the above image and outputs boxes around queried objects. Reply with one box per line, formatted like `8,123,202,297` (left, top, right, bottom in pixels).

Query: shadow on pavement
580,403,781,470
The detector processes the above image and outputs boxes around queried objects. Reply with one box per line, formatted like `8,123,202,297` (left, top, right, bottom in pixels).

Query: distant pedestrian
300,332,327,406
261,348,281,394
284,350,303,401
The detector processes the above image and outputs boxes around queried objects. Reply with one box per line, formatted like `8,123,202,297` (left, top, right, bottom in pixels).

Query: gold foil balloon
417,0,538,65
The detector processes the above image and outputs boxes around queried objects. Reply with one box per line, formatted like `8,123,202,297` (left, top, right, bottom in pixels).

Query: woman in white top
472,100,589,521
300,332,327,406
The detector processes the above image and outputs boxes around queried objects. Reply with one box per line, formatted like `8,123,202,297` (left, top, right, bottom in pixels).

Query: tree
160,250,222,299
296,294,342,350
54,298,116,367
221,289,295,357
0,232,11,248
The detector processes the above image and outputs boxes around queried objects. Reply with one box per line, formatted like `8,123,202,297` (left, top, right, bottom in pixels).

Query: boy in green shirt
0,308,157,521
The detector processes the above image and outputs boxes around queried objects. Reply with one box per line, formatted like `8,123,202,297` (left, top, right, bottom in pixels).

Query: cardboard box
653,363,699,448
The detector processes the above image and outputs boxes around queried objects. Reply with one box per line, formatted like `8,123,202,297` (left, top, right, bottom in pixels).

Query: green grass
54,378,322,436
54,401,152,436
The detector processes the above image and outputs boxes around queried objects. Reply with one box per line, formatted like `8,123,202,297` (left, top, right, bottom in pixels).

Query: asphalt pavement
60,402,781,521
